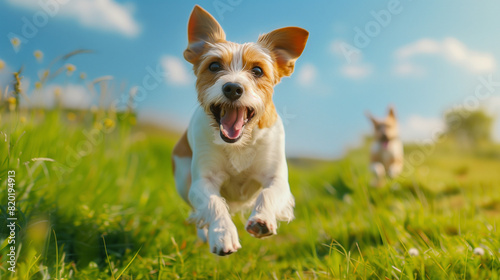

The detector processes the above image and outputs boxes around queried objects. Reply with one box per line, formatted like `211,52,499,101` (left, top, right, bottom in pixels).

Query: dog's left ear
184,5,226,64
258,27,309,78
365,111,378,127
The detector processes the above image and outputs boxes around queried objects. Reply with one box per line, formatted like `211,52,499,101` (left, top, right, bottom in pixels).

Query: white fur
204,72,265,116
177,107,294,255
202,43,272,119
370,139,404,186
173,156,192,202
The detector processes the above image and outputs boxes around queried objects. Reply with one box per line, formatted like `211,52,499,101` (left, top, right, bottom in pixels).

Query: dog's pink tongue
221,107,246,139
382,141,389,149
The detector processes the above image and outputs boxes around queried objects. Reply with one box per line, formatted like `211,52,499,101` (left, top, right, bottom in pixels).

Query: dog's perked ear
365,111,378,127
387,106,396,120
258,27,309,79
184,5,226,64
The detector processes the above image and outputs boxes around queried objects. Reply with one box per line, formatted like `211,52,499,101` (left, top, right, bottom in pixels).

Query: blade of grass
116,246,142,280
53,230,58,280
102,235,116,280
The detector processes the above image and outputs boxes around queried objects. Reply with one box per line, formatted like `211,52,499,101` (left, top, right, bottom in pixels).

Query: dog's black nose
222,82,244,101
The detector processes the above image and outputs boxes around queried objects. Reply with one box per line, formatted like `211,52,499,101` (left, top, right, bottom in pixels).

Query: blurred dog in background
366,107,403,186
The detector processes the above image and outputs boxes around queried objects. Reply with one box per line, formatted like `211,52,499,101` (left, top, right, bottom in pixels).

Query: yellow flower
103,118,115,129
65,64,76,73
35,81,42,90
20,116,26,123
67,112,76,121
7,97,16,111
10,37,20,48
80,72,86,80
0,59,5,70
34,50,43,62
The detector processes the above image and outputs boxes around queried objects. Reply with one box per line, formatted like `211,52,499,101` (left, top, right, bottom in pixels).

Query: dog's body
172,5,308,256
366,107,404,186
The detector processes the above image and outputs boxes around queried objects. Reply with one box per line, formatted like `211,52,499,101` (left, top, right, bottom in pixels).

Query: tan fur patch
258,27,309,78
183,6,308,137
241,45,278,128
172,130,192,173
184,6,226,64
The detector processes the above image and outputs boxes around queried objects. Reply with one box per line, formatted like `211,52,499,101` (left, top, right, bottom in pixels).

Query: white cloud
400,115,445,142
394,38,496,76
393,62,425,76
161,56,192,86
7,0,140,37
33,84,92,109
395,39,440,59
331,40,373,79
296,63,317,86
341,64,372,79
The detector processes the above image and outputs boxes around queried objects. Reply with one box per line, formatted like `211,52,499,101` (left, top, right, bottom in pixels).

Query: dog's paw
208,221,241,256
246,217,277,238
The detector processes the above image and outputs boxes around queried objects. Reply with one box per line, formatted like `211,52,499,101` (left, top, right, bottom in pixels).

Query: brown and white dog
366,107,404,186
172,5,308,256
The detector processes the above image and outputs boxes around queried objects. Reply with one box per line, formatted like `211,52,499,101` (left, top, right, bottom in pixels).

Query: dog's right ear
258,27,309,78
184,5,226,64
365,111,378,127
387,106,396,120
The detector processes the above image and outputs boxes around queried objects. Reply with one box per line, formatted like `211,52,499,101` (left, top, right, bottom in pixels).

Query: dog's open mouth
380,134,389,148
210,104,256,143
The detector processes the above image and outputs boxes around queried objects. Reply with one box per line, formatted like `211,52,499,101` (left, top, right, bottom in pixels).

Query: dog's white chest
220,174,262,210
220,145,262,208
225,145,257,173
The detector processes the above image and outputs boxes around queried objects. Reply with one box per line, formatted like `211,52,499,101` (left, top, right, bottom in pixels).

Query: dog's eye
251,66,263,77
209,62,222,72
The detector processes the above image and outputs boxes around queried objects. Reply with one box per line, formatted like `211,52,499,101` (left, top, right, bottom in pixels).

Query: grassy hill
1,108,499,279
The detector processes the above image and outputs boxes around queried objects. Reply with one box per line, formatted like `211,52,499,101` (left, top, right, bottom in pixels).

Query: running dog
172,5,308,256
366,107,404,186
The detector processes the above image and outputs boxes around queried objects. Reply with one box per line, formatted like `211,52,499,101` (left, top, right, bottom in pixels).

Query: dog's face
184,5,308,144
367,107,399,147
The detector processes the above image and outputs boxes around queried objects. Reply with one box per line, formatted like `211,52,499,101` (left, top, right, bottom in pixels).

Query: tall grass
0,55,499,279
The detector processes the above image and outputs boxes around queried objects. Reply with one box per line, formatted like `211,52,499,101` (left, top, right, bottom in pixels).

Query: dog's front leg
246,175,294,239
387,162,403,179
188,175,241,256
370,162,386,187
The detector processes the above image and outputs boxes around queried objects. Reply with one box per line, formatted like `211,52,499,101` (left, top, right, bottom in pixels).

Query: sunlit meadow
0,47,499,279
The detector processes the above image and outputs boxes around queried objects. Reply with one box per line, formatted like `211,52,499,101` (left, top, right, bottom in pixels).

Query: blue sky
1,0,500,158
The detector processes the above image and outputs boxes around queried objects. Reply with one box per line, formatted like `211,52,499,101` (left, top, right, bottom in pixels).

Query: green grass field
1,106,500,279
